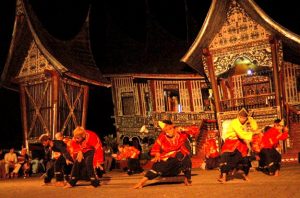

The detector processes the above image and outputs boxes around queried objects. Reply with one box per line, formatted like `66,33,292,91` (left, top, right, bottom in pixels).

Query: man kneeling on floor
112,145,144,175
39,134,73,186
65,126,104,188
134,120,199,189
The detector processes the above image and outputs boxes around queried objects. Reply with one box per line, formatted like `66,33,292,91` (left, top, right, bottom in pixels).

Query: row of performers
39,109,288,188
204,108,289,183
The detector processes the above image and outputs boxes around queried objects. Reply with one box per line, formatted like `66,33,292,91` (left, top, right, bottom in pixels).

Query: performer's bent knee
90,177,100,187
145,169,160,180
220,163,230,174
183,169,192,180
68,177,77,186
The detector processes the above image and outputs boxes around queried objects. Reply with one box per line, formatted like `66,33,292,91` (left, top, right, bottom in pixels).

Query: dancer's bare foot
218,173,227,183
230,169,236,176
41,182,53,186
274,170,279,177
242,174,250,181
63,183,73,188
184,178,192,186
133,177,148,189
217,177,226,183
55,181,65,187
133,183,143,189
84,186,95,189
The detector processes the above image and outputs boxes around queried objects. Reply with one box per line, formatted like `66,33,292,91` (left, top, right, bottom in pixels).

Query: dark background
0,0,299,149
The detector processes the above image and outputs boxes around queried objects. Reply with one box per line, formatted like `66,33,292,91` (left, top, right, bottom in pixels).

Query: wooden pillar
20,85,28,150
81,85,89,128
45,70,59,138
52,72,59,136
270,36,282,117
149,80,156,111
186,81,194,112
111,78,118,117
203,48,221,113
137,84,144,115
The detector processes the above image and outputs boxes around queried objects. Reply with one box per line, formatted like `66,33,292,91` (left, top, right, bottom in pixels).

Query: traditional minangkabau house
182,0,300,162
100,6,217,165
0,0,110,149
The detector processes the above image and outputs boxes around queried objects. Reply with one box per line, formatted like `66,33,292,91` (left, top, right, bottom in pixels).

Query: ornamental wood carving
18,42,54,78
209,0,270,51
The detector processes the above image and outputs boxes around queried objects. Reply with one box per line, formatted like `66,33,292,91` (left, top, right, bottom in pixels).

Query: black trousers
68,150,100,187
259,148,281,174
205,156,220,170
219,149,251,176
44,155,66,183
127,158,143,175
145,154,192,180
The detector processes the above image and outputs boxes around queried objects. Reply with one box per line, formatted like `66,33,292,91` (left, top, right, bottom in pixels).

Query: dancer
65,126,103,188
134,120,199,189
112,145,143,175
39,134,73,186
218,108,258,183
259,119,288,176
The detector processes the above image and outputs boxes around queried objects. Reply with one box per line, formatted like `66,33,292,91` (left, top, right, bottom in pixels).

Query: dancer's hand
77,151,84,162
111,154,117,158
96,163,104,170
151,153,160,162
66,159,73,165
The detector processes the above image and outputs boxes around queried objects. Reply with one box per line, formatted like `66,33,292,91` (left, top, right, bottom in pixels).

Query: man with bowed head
259,119,289,176
65,126,104,188
134,120,199,189
218,108,258,183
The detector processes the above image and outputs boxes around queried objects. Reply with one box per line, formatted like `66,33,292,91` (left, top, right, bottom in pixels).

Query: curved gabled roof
98,10,198,77
1,0,110,90
181,0,300,73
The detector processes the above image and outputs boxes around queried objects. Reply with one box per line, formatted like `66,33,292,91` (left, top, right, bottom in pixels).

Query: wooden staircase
282,122,300,163
191,119,219,168
282,105,300,164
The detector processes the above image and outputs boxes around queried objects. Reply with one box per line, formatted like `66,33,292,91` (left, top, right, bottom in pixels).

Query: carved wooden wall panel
201,1,282,78
22,79,52,140
58,79,86,137
209,0,270,51
191,80,204,112
138,83,149,116
203,42,273,77
154,81,165,112
232,75,243,99
152,80,192,112
18,42,54,78
284,62,300,104
112,77,140,116
179,81,190,112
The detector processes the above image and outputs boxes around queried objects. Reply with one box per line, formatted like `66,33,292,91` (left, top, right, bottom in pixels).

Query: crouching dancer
218,108,258,183
259,119,289,176
65,126,104,188
39,134,73,186
112,145,144,175
134,120,199,189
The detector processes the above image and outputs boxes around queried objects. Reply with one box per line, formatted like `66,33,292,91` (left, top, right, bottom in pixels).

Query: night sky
0,0,300,149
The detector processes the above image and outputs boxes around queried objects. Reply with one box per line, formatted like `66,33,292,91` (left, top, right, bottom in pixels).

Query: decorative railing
151,111,215,126
287,104,300,123
194,119,219,156
114,111,215,140
220,93,276,112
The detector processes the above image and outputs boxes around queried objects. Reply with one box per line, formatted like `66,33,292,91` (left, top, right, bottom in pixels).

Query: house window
163,84,180,112
121,92,135,115
201,88,211,111
144,92,151,115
